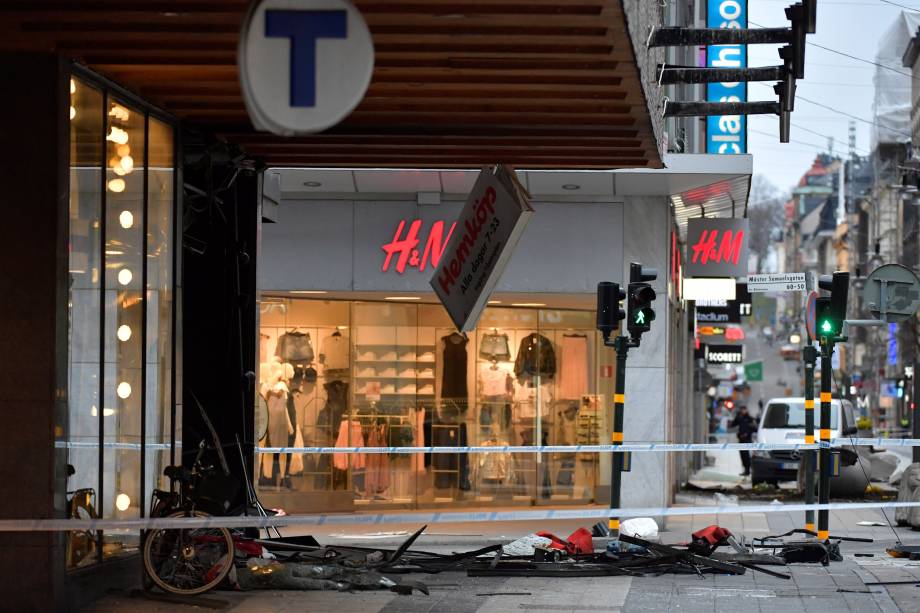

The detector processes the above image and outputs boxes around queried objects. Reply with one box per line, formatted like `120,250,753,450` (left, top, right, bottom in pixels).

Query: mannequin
259,357,295,487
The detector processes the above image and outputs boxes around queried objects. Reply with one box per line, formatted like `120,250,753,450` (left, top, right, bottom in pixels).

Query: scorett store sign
238,0,374,136
430,166,533,332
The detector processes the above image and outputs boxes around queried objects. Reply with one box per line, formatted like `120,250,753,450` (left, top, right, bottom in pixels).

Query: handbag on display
289,428,305,475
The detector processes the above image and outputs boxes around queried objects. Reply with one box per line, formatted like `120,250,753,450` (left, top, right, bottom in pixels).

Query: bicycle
65,464,98,568
142,441,236,595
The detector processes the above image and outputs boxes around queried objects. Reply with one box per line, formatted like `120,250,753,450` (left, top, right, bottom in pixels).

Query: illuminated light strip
820,429,831,440
55,441,173,450
609,519,620,530
4,500,920,532
614,394,625,404
611,432,624,443
805,523,815,531
804,399,815,409
820,392,832,402
805,435,815,444
817,530,829,540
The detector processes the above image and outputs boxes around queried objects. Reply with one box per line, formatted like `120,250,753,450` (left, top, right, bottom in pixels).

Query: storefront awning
614,153,753,239
0,0,660,169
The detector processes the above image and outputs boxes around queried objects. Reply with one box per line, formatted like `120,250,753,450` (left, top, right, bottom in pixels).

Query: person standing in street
730,405,758,476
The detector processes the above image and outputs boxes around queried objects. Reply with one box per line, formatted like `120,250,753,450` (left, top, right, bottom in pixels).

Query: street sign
431,165,533,332
744,360,763,382
747,273,807,293
238,0,375,136
863,263,920,323
805,290,819,342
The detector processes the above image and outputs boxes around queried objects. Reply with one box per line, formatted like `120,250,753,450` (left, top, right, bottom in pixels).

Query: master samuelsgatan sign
431,166,533,332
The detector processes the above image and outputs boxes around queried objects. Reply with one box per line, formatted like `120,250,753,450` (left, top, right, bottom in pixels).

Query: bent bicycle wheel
142,510,234,595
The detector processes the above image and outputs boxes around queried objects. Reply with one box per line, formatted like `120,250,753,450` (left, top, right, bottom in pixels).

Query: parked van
752,397,869,495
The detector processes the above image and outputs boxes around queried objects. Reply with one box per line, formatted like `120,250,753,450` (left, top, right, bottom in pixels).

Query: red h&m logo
690,229,745,267
381,219,457,274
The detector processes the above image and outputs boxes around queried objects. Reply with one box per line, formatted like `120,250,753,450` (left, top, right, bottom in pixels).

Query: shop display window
65,75,177,568
255,298,614,513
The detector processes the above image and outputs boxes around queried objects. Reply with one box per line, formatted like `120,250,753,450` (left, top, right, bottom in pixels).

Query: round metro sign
238,0,375,136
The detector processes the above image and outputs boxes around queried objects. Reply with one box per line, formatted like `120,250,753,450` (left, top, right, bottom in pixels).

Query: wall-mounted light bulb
119,210,133,229
116,144,130,157
113,166,126,177
116,381,132,399
106,127,128,145
107,178,125,193
117,325,132,342
70,79,76,94
117,268,132,286
69,106,76,120
115,493,131,511
119,155,134,173
108,104,130,122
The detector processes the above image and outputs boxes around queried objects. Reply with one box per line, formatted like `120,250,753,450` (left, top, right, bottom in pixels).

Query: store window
256,298,613,513
65,74,178,568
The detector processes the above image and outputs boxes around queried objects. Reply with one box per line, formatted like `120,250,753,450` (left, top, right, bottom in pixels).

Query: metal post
803,344,817,532
609,335,630,537
818,338,834,541
914,362,920,463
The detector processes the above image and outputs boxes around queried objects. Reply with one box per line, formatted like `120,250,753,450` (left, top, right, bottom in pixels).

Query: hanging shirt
479,363,512,396
321,333,350,371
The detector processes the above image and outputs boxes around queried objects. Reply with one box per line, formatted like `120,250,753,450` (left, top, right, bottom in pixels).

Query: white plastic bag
502,534,553,556
619,517,659,542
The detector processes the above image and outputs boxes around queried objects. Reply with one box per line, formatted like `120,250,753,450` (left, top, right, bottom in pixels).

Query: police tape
3,500,919,532
256,438,920,454
52,439,920,453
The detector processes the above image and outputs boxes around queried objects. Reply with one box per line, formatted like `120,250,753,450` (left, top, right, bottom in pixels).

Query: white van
752,397,868,495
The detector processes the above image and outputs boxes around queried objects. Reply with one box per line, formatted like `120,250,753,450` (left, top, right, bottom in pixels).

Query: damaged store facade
0,0,755,609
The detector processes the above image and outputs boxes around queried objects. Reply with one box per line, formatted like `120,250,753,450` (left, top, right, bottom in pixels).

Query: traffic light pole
609,334,637,537
802,344,817,532
914,362,920,463
817,337,834,541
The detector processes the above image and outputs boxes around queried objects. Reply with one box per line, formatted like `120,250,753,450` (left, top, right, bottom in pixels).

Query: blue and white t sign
239,0,374,136
706,0,747,154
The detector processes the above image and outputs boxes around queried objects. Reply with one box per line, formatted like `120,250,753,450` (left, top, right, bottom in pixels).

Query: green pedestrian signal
627,263,657,341
820,319,832,333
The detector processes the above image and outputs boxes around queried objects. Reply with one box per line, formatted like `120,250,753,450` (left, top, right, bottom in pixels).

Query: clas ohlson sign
706,0,747,154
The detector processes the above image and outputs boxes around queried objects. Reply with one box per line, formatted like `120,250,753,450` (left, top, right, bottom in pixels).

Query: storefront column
620,196,671,515
0,52,70,610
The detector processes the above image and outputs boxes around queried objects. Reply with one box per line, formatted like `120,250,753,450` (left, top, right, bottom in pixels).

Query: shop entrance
256,297,615,514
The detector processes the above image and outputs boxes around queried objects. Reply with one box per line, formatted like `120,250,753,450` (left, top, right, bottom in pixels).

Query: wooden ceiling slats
0,0,660,168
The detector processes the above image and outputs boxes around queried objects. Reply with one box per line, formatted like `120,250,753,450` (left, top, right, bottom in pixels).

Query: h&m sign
684,217,749,278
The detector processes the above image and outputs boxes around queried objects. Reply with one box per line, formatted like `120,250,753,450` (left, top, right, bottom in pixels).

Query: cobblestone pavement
86,508,920,612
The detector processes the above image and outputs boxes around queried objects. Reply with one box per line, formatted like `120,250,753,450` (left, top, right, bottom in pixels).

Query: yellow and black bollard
802,344,817,532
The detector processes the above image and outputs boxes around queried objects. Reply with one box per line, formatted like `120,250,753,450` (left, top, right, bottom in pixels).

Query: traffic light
596,282,626,343
816,271,849,339
816,297,837,338
627,262,657,340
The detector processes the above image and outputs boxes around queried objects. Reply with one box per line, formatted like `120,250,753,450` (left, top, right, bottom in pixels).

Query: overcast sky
746,0,909,196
